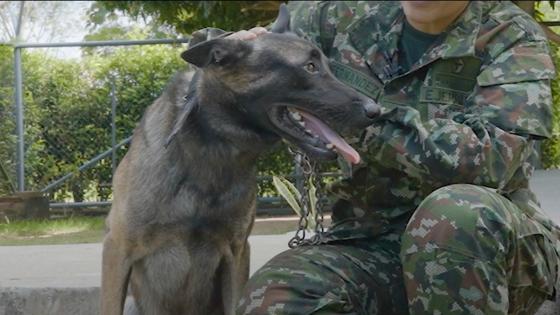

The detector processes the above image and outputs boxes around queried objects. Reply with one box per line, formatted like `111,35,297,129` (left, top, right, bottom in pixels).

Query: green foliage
532,1,560,21
272,174,320,231
0,45,16,195
535,1,560,169
88,1,285,35
82,26,136,57
14,44,185,200
256,145,293,196
272,175,302,214
542,42,560,169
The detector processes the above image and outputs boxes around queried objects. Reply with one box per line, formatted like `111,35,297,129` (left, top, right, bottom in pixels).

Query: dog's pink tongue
297,111,361,164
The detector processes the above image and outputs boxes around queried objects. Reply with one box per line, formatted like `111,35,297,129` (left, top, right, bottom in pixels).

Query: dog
100,5,380,315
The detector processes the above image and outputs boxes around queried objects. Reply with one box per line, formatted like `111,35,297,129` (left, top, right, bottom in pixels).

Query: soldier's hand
226,27,268,40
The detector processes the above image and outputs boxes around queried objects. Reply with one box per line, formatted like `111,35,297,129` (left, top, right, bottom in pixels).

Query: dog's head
177,4,379,164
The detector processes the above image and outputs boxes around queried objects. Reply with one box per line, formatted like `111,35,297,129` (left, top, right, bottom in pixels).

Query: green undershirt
398,18,440,73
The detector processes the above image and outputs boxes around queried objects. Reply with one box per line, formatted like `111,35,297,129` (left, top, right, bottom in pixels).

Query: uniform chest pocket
419,57,481,120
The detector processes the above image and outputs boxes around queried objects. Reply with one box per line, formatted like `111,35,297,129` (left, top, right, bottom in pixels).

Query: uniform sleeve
287,1,327,49
288,1,370,54
364,36,555,191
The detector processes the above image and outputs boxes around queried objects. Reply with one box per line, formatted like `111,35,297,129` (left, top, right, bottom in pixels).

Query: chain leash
287,147,326,248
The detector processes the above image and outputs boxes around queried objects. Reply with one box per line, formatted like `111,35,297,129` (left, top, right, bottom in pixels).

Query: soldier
200,1,559,314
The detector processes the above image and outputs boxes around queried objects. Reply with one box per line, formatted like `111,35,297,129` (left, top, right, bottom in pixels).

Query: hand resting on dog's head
226,26,268,41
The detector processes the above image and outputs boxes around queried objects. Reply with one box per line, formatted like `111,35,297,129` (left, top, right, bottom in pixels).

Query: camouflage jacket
285,1,556,240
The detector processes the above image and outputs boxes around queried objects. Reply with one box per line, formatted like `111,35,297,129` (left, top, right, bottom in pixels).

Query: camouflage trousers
237,184,559,315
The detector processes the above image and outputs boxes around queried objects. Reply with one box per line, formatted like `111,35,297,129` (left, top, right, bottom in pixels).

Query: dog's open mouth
268,106,361,164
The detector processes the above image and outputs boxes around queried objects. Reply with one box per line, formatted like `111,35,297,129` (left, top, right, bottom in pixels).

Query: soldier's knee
401,184,514,260
414,184,491,227
237,247,349,315
400,184,519,315
412,184,513,232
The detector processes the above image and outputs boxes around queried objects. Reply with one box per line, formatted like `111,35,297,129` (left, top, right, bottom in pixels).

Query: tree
87,1,285,35
0,1,90,44
514,0,560,44
81,26,164,57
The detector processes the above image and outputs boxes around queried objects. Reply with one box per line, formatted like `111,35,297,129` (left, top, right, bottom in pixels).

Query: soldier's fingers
226,30,257,41
248,27,268,36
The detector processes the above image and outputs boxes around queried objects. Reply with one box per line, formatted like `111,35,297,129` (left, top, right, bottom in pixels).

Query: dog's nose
362,99,380,119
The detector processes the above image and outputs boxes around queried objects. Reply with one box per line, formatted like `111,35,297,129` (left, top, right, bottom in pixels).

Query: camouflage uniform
188,1,558,314
232,1,560,314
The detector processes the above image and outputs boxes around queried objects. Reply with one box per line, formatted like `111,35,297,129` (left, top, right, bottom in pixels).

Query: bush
542,43,560,169
0,45,16,195
18,45,187,200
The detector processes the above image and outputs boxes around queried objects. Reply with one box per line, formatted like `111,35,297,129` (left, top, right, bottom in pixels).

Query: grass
0,216,106,246
0,215,328,246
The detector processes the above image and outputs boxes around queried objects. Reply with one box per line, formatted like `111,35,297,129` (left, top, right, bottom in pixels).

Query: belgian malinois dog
101,5,380,315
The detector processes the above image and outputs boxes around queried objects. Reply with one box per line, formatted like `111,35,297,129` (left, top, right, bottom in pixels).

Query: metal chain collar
287,148,326,248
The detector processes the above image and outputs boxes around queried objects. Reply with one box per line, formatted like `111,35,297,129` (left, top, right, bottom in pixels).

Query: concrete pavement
0,170,559,314
530,169,560,222
0,233,294,289
0,233,295,314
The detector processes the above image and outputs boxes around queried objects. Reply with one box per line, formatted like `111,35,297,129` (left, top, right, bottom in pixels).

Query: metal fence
3,38,339,216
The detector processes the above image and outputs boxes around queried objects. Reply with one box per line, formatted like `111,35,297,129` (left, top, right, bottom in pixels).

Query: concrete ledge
537,299,560,315
1,287,558,315
0,234,294,315
0,287,99,315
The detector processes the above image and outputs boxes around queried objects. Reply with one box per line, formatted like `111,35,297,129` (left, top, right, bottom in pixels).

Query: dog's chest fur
161,167,257,241
123,105,260,246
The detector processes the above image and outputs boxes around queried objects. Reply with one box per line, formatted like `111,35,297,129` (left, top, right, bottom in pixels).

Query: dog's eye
304,62,318,73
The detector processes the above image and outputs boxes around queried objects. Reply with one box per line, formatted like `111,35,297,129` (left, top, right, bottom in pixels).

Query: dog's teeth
305,129,312,134
326,143,334,149
298,121,306,127
288,108,303,121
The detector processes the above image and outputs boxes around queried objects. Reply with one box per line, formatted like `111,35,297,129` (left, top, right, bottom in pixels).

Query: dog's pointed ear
270,3,291,33
181,38,251,68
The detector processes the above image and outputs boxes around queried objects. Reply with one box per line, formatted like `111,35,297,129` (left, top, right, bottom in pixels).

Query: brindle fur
101,6,379,315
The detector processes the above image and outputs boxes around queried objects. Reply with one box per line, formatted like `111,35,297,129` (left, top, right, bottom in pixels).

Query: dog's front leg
221,248,236,315
223,240,251,315
101,234,133,315
237,241,251,291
